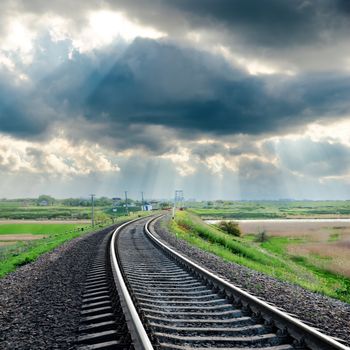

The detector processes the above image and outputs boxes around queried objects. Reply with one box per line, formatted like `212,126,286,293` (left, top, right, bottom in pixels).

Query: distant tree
94,197,113,206
62,198,83,206
160,202,172,209
37,195,56,206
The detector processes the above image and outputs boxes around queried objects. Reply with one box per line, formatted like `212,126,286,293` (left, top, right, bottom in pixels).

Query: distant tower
141,191,145,211
172,190,184,219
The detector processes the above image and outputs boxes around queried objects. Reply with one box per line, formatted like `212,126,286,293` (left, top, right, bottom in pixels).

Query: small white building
142,203,153,211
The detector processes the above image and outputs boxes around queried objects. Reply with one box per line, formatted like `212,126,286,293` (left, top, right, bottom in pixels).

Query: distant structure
142,202,153,211
173,190,184,219
175,190,184,208
112,197,122,206
39,200,48,206
149,200,160,210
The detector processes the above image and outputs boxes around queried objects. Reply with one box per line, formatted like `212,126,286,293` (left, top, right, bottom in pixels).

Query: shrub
255,230,269,242
216,221,241,237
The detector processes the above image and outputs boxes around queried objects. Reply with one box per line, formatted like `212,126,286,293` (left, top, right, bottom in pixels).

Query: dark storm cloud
99,0,350,50
335,0,350,14
63,40,350,143
0,69,53,138
3,0,350,49
2,38,350,153
168,0,319,47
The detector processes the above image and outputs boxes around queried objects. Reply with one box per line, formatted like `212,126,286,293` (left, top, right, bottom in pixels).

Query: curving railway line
77,215,349,350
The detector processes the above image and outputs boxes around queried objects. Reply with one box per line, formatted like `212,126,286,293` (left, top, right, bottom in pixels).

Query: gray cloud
190,141,259,160
92,0,350,71
1,1,350,200
273,138,350,177
57,40,350,148
1,0,350,84
0,69,54,138
1,38,350,154
2,1,350,64
238,157,286,199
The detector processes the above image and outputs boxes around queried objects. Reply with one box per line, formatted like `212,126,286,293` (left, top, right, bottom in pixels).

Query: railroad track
79,215,350,350
77,231,133,350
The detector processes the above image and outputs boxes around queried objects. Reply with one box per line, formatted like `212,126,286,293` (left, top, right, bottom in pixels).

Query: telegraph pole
124,191,129,215
90,194,95,227
172,191,176,219
141,191,144,211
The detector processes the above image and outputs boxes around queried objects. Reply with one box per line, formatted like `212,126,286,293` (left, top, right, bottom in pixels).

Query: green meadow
0,223,85,235
0,211,152,278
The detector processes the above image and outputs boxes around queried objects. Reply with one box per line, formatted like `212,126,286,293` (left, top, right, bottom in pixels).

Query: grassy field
168,211,350,303
189,200,350,219
0,223,86,235
0,205,99,220
0,211,151,278
0,204,144,220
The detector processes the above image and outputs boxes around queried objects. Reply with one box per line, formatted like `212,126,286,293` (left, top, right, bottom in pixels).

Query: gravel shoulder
154,215,350,346
0,224,117,350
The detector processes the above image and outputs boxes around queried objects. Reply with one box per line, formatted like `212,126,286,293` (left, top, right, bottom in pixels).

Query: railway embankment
0,225,117,349
154,215,350,346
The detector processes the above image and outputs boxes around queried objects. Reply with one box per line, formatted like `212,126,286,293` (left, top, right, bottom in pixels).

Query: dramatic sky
1,0,350,200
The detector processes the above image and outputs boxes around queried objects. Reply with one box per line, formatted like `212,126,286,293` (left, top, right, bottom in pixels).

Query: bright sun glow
216,45,296,76
305,119,350,146
2,19,35,64
73,10,167,52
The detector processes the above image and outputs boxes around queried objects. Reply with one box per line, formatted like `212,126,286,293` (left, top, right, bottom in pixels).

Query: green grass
168,211,350,303
0,211,153,278
0,205,104,219
0,223,86,235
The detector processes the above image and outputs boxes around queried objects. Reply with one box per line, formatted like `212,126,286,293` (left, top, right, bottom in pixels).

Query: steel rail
145,215,349,350
110,217,154,350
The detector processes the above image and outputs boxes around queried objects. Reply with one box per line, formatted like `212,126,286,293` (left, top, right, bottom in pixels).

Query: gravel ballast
0,225,117,350
154,216,350,346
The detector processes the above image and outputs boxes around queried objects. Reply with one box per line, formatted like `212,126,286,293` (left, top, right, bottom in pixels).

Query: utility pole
124,191,129,216
90,194,95,227
173,190,184,219
141,191,144,211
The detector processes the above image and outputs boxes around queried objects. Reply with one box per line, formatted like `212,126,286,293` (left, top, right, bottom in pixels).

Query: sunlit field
236,220,350,279
0,199,142,220
0,222,93,277
189,200,350,219
0,212,152,278
0,204,100,220
288,240,350,278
